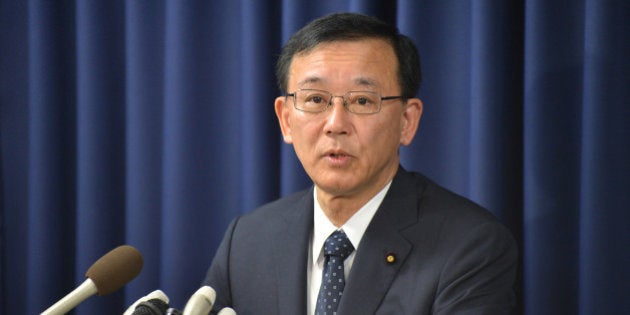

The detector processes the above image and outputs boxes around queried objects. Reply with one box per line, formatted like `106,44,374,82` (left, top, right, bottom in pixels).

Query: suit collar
338,167,424,314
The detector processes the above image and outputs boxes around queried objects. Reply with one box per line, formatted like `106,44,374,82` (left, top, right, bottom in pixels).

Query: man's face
275,39,422,199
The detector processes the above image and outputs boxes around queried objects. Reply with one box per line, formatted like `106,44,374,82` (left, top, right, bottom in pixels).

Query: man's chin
314,178,360,196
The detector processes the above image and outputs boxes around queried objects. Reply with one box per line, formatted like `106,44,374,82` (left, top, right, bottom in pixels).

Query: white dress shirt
307,181,392,315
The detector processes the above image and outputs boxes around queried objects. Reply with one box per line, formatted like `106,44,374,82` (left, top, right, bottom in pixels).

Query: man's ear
399,98,423,146
275,96,293,144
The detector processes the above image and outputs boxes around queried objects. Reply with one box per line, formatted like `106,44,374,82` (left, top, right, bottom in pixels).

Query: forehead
288,39,398,90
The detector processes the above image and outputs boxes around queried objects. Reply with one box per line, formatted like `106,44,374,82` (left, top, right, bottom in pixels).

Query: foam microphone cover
85,245,143,295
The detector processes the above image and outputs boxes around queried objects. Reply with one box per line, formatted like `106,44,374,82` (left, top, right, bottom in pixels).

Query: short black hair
276,13,422,99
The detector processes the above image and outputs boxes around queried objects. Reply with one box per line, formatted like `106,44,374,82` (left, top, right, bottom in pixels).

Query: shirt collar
312,181,392,265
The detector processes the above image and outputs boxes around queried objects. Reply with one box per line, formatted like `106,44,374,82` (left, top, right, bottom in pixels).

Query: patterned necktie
315,230,355,315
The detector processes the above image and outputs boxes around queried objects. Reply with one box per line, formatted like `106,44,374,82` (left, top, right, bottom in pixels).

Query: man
203,13,517,314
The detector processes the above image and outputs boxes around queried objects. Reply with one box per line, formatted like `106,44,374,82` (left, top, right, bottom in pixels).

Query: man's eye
356,97,369,105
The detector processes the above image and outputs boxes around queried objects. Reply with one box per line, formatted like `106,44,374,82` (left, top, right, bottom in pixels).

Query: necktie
315,230,355,315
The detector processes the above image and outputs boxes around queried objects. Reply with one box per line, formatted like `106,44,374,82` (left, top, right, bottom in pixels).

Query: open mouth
329,153,348,158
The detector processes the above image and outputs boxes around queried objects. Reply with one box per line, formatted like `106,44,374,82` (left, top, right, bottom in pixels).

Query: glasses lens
346,91,380,114
296,90,330,112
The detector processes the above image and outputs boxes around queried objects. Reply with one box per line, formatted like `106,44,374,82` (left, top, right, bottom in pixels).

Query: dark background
1,1,628,314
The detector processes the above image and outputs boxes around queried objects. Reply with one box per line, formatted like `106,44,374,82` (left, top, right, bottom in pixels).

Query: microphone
131,298,169,315
41,245,143,315
217,307,236,315
123,290,169,315
181,286,216,315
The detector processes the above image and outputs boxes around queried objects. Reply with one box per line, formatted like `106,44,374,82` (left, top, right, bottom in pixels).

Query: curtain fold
159,1,247,305
26,2,77,313
523,1,586,313
73,1,128,312
124,0,165,301
577,1,629,314
1,1,628,314
240,0,282,211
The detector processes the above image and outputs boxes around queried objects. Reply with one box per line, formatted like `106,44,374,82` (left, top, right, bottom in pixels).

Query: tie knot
323,230,354,260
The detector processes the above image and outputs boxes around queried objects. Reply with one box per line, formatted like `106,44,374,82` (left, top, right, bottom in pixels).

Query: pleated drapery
1,1,628,314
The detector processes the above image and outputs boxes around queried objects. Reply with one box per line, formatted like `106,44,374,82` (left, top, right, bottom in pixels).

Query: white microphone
41,245,143,315
181,286,216,315
217,307,236,315
123,289,169,315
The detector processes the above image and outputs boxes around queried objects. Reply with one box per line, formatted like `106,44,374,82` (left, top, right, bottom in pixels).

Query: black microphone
41,245,143,315
131,298,169,315
124,290,170,315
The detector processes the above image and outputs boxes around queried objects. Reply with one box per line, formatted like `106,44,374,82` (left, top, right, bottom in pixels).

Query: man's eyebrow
297,77,323,87
353,77,379,88
295,76,379,88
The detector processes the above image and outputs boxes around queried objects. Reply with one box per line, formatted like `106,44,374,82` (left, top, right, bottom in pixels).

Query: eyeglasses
286,89,405,114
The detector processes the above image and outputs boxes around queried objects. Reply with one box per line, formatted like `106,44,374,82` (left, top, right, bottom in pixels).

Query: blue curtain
1,1,628,314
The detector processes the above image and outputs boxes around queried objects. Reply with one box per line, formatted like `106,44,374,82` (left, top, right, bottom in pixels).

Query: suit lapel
337,169,422,314
271,188,313,314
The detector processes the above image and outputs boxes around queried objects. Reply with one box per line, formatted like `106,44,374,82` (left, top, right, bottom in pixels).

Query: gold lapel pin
386,253,396,264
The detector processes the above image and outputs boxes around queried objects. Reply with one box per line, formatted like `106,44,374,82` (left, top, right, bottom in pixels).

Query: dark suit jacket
203,167,518,314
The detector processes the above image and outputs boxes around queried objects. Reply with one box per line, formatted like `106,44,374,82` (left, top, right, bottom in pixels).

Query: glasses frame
286,89,406,115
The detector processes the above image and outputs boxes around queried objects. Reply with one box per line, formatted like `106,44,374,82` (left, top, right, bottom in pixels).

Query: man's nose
324,96,351,134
